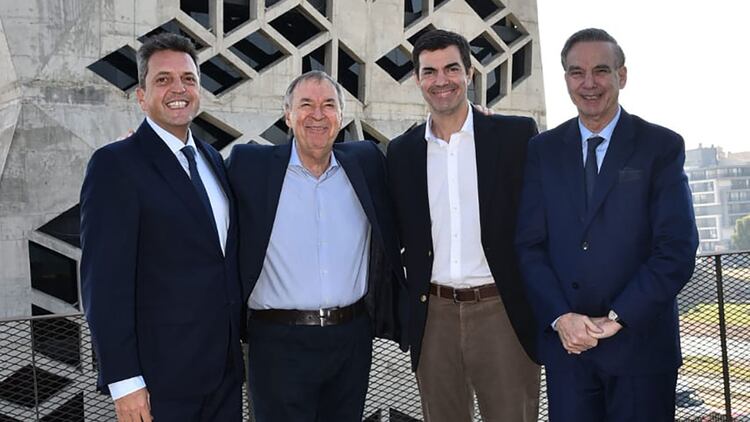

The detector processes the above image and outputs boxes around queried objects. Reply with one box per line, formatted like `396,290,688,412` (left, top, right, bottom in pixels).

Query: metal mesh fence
1,251,748,421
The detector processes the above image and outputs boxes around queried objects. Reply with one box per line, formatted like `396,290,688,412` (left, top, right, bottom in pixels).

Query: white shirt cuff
551,316,561,331
109,376,146,401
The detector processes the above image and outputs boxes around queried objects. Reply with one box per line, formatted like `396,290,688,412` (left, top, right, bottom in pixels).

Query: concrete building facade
0,0,545,319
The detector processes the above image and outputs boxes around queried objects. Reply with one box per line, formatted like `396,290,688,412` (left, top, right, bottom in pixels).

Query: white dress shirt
426,105,494,288
108,117,230,400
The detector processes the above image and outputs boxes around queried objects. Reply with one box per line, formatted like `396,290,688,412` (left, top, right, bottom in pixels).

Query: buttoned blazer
515,109,699,375
80,120,244,398
387,111,539,370
226,140,407,348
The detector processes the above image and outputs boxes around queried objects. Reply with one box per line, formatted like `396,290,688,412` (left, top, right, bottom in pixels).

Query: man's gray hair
283,71,346,114
560,28,625,69
137,33,199,88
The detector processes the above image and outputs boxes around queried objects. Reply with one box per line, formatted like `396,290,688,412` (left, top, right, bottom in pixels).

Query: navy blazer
226,140,407,348
515,109,699,375
80,120,244,398
387,111,540,370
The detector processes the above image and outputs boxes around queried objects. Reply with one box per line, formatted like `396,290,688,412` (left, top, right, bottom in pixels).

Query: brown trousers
416,292,540,422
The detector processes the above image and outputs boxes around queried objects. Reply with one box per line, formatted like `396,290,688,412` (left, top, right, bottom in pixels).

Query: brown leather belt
249,299,366,327
430,283,498,303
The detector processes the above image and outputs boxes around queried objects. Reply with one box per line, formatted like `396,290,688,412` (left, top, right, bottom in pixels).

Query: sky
536,0,750,153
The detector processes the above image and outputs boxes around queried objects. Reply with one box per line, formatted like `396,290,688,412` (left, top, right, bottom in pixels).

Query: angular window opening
407,24,436,47
303,43,327,73
467,73,479,104
32,306,82,368
224,0,251,34
362,125,388,153
29,242,78,307
376,46,413,82
260,118,290,145
180,0,211,30
434,0,450,7
270,6,324,47
308,0,327,17
465,0,504,20
200,55,247,95
338,46,363,101
470,33,502,66
404,0,425,28
486,63,507,104
191,113,241,151
87,46,138,91
0,364,72,408
335,122,357,143
512,43,531,85
138,19,208,51
265,0,283,8
229,30,287,72
492,16,524,45
37,205,80,248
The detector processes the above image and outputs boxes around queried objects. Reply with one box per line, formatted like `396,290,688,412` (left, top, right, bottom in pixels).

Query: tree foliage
732,214,750,251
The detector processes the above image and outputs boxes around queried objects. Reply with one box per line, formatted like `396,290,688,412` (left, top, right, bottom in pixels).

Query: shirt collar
578,105,621,143
289,138,339,175
424,102,474,143
146,116,196,154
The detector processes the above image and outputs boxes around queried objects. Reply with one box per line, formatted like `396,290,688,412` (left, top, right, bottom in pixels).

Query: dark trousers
149,356,242,422
247,313,372,422
546,359,677,422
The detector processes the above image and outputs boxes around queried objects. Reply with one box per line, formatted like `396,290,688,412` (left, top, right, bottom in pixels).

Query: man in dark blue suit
80,34,243,422
227,71,406,421
516,28,698,421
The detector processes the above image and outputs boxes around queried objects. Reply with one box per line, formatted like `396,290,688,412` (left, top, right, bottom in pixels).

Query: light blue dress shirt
248,140,371,310
578,106,622,171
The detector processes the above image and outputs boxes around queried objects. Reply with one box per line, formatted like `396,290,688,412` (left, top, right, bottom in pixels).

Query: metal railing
1,251,748,421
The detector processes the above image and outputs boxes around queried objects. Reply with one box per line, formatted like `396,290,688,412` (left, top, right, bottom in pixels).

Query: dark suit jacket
387,111,539,370
226,140,407,348
515,109,698,375
80,120,244,398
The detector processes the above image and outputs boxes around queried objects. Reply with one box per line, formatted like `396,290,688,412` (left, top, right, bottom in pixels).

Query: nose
582,71,596,88
170,78,187,93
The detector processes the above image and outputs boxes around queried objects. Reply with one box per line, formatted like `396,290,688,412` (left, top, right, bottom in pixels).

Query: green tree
732,214,750,251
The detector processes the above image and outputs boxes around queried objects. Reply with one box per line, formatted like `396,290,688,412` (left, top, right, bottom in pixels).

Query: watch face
608,310,619,321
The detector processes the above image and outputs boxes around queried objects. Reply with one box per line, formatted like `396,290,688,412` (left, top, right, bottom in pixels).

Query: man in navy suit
515,28,698,421
387,29,540,422
227,70,406,421
80,33,243,422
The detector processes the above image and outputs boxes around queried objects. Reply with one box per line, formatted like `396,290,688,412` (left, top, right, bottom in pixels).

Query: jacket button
581,241,589,251
572,282,579,289
419,294,427,303
427,250,432,257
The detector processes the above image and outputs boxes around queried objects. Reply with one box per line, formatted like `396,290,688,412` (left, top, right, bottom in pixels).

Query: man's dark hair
560,28,625,69
136,33,199,88
411,29,472,76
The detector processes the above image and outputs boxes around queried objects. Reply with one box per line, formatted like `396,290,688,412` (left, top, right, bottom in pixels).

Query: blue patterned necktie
584,136,604,211
181,145,219,236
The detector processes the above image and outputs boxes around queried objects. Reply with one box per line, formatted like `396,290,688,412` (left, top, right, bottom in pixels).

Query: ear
618,66,627,89
284,109,292,130
135,87,146,111
466,66,474,84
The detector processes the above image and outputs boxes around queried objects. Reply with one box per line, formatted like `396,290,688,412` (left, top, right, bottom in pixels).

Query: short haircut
282,70,346,114
137,33,199,88
560,28,625,69
411,29,472,76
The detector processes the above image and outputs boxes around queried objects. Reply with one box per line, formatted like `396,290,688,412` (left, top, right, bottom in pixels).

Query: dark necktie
584,136,604,211
181,145,219,236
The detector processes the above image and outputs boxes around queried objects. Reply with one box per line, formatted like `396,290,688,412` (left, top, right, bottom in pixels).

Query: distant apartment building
686,145,750,252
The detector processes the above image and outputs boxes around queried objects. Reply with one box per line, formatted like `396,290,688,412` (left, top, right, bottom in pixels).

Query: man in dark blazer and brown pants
387,29,540,422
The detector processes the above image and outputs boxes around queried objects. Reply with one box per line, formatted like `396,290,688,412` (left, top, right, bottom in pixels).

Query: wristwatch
608,309,625,327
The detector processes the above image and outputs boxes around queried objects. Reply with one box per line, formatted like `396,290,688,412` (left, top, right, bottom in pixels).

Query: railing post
714,254,733,421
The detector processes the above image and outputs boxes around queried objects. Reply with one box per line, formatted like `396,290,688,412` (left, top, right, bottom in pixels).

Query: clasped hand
556,312,622,354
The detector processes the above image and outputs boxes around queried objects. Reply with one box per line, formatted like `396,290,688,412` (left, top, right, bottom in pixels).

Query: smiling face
136,49,200,141
415,45,473,117
564,41,627,132
285,77,342,161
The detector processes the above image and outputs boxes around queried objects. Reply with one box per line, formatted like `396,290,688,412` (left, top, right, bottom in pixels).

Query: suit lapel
586,110,636,222
196,139,234,250
405,129,433,246
473,112,500,234
558,121,587,223
335,146,382,244
265,143,290,234
136,121,220,245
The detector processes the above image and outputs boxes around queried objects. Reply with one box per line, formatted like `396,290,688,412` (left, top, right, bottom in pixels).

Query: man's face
136,49,200,141
415,45,473,116
564,41,627,131
285,78,342,157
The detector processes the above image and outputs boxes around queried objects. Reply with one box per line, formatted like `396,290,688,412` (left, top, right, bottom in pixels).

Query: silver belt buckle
318,308,333,327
